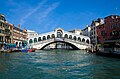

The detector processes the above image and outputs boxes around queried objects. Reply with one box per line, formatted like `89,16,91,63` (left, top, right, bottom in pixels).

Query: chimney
18,24,20,29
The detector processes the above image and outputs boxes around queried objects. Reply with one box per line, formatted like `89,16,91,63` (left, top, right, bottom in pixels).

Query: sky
0,0,120,33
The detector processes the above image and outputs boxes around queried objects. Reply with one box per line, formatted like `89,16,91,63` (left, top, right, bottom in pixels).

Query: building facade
96,24,105,44
68,29,83,35
90,18,104,46
104,15,120,41
103,15,120,50
0,14,27,49
27,30,39,44
0,14,13,49
82,25,91,37
12,25,27,47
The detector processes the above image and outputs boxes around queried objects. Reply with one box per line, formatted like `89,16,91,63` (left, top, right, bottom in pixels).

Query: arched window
57,30,63,38
43,36,46,40
64,34,68,38
82,38,85,42
69,35,72,39
47,35,50,39
73,36,77,41
78,37,81,42
38,37,41,41
34,38,37,43
51,34,55,38
29,39,33,44
86,39,89,44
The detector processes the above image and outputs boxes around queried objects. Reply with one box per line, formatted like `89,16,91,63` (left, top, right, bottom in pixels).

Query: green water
0,50,120,79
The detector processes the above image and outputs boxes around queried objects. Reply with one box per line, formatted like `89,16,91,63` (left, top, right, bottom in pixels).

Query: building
27,29,39,44
68,29,83,35
0,14,13,49
96,24,105,44
82,25,91,37
104,15,120,41
90,18,104,46
12,24,27,47
104,15,120,50
0,14,27,49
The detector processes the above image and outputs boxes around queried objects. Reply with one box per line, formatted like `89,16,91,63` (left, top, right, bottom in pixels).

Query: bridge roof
64,31,90,39
27,30,36,33
38,31,55,36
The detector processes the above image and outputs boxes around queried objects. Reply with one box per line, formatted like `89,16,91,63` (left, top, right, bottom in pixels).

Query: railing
64,38,90,46
32,38,54,45
31,37,91,47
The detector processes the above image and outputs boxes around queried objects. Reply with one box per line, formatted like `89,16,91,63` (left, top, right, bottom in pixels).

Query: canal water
0,50,120,79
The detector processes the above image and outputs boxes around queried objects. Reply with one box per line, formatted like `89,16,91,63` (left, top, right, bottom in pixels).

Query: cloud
39,2,59,19
34,2,60,33
19,0,47,25
19,0,59,27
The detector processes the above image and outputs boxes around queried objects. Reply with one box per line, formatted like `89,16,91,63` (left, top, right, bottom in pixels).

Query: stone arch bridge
28,28,91,50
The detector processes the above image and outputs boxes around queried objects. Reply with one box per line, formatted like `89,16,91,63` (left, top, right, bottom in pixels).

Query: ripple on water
0,50,120,79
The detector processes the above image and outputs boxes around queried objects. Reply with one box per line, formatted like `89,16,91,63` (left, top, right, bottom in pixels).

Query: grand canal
0,50,120,79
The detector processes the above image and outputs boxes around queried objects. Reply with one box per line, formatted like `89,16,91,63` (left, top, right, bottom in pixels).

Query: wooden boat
7,49,12,53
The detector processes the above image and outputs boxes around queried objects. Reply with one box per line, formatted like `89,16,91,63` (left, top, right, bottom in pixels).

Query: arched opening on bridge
73,36,77,41
47,35,50,39
78,37,81,42
29,39,33,44
69,35,72,39
57,30,63,38
43,36,46,40
86,39,89,44
38,37,41,41
82,38,85,42
34,38,37,43
64,34,68,38
51,34,55,38
41,41,79,50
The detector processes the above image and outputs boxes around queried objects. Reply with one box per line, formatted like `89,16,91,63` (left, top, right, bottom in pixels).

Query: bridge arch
78,37,81,42
73,36,77,41
86,39,89,44
29,39,33,44
57,29,63,38
47,35,50,39
64,34,68,38
69,35,72,39
34,38,37,43
43,36,46,40
51,34,55,38
41,41,79,50
82,38,85,42
38,37,41,41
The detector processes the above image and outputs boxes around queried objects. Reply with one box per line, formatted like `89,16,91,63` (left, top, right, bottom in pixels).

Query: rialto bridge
28,28,91,50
